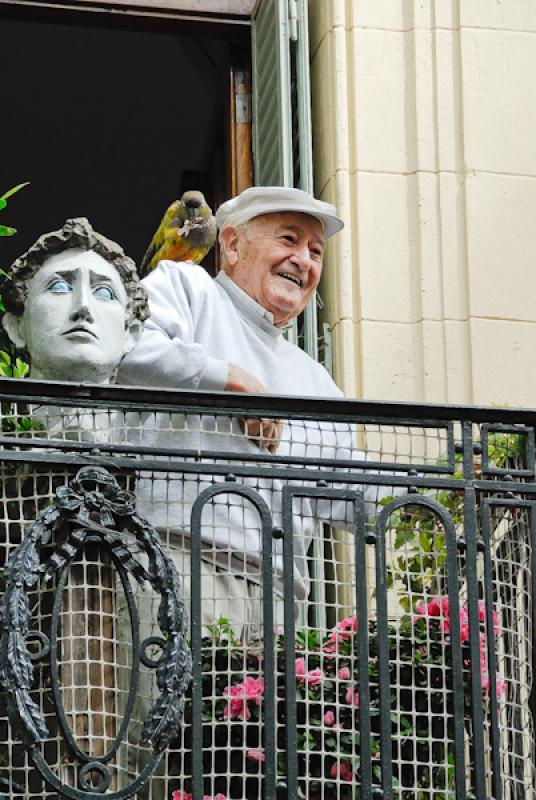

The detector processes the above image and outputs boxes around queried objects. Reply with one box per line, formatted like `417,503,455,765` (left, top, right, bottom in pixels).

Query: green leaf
0,198,6,210
13,359,29,378
0,182,30,202
0,225,17,237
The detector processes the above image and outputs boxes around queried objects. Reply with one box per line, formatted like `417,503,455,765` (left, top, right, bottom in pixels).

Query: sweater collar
215,270,292,335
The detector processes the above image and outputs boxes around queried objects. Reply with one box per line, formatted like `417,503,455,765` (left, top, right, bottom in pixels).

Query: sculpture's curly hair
1,217,150,326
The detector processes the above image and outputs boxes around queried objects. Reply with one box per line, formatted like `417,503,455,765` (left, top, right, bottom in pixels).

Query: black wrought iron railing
0,378,534,800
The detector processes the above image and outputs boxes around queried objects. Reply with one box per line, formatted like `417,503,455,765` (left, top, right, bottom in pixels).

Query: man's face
13,249,137,383
223,212,325,326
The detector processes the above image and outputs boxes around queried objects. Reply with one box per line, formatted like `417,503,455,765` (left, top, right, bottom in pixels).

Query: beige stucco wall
309,0,536,407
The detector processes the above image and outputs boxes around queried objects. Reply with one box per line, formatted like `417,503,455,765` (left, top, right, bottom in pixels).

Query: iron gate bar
480,498,530,800
2,376,536,425
462,421,487,800
190,483,277,800
481,423,536,477
4,445,536,495
1,378,535,798
374,498,393,798
0,433,457,475
281,486,368,799
353,492,373,800
281,486,298,800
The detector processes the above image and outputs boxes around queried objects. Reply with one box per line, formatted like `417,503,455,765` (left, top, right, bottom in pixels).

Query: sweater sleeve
117,262,229,391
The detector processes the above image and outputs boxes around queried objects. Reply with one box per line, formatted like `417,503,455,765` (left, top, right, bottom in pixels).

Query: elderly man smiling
116,187,381,636
118,186,344,430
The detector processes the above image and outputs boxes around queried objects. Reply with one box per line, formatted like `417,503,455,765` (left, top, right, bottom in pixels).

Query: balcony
0,378,534,800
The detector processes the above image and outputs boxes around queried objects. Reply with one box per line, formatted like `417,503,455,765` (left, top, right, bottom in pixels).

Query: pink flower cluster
295,657,324,686
415,595,505,699
329,759,353,782
223,676,264,720
415,597,499,643
246,749,266,762
172,793,226,800
324,615,358,653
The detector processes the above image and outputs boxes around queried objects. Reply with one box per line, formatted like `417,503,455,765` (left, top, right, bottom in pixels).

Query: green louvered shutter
252,0,293,187
252,0,318,359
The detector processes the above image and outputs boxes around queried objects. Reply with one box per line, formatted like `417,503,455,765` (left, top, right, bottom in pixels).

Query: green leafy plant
384,491,463,612
170,607,504,800
0,182,42,436
0,182,29,238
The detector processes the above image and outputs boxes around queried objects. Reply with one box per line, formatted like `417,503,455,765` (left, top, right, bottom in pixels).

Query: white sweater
117,263,380,599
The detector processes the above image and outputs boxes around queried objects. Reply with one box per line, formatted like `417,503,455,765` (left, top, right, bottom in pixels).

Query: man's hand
225,364,268,395
225,363,283,454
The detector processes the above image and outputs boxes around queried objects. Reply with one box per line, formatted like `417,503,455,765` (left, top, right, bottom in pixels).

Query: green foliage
384,489,463,612
0,182,29,237
0,350,29,379
0,183,37,437
172,609,502,800
487,429,526,470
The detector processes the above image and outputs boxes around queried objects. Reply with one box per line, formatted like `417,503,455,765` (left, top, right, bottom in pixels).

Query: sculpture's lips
62,327,98,339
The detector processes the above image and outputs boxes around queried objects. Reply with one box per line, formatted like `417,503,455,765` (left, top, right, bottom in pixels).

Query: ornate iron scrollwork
0,466,192,799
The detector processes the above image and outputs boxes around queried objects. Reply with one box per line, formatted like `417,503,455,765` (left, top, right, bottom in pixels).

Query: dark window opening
1,13,251,275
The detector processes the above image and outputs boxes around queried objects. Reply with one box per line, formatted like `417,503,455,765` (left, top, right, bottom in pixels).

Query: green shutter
252,0,293,187
252,0,318,359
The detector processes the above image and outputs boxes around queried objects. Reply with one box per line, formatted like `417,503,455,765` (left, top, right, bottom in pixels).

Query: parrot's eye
47,279,72,293
93,285,116,301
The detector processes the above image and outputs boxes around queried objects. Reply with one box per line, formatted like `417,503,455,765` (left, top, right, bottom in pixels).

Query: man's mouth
277,272,303,287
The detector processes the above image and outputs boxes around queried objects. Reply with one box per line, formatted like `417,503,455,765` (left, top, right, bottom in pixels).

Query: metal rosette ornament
0,466,192,799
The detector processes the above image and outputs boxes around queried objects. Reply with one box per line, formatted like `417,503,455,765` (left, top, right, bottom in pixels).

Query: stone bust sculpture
1,217,149,383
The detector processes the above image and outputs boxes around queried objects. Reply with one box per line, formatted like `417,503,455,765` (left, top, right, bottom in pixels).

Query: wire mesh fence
0,379,534,800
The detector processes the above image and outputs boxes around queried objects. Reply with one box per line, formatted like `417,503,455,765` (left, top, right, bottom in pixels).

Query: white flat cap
215,186,344,240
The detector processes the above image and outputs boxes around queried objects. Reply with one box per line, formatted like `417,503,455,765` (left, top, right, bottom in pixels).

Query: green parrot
139,190,217,277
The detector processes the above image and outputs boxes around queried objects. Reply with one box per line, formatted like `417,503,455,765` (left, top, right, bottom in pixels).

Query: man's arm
118,263,282,452
117,263,229,391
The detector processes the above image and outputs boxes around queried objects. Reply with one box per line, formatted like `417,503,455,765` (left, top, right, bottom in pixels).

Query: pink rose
295,657,306,676
295,658,324,685
338,667,351,680
329,759,353,781
459,622,470,643
247,749,266,762
223,676,264,720
345,687,360,706
324,710,335,726
415,596,450,621
243,676,265,700
305,668,324,686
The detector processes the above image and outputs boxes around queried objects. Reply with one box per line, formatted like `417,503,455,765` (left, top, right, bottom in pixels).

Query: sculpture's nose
69,275,94,323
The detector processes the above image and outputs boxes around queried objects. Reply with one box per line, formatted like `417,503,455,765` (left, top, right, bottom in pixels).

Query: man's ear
123,320,143,356
219,226,240,269
2,312,27,349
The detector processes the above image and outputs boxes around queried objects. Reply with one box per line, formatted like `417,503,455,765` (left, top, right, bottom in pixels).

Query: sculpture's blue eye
93,285,115,301
47,279,72,293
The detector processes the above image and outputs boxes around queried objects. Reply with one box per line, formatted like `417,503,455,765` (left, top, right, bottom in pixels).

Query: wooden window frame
0,0,256,27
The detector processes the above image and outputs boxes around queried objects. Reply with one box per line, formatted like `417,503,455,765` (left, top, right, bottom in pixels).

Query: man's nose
288,244,310,270
69,277,94,322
